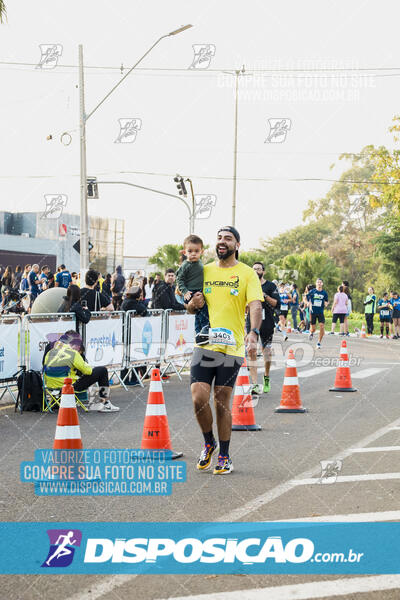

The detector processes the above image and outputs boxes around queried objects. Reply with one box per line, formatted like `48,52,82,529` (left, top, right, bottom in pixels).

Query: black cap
218,225,240,242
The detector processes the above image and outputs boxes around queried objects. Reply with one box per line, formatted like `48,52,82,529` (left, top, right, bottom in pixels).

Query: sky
0,0,399,259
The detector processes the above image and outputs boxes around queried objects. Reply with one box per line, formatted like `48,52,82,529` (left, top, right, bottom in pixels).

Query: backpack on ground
15,370,43,412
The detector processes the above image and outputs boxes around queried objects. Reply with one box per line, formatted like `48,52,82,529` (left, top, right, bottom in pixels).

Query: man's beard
257,272,263,279
216,245,235,259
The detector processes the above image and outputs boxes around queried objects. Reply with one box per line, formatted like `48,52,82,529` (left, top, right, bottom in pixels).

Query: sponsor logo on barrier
42,529,82,567
141,321,152,356
89,333,117,350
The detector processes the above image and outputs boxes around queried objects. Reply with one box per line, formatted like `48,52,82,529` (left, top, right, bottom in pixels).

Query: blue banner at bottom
0,522,399,574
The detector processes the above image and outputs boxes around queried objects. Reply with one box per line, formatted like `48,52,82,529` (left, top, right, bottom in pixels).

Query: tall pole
232,70,239,227
79,45,89,275
187,178,195,234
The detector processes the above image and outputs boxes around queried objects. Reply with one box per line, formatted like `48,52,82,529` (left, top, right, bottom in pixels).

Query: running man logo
264,118,292,143
41,194,68,219
318,460,342,484
41,529,82,568
36,44,63,69
114,118,142,143
188,44,216,69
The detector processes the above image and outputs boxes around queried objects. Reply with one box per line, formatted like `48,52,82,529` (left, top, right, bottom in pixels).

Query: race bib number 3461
209,327,236,346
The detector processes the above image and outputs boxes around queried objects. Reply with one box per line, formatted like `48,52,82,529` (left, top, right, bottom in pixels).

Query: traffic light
87,177,98,199
174,175,188,197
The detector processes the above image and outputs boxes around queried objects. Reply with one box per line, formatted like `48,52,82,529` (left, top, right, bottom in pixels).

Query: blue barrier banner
20,449,186,496
0,522,399,574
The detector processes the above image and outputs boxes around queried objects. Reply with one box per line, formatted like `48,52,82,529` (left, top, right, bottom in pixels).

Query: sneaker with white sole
88,401,103,412
251,384,262,395
213,455,234,475
98,400,119,412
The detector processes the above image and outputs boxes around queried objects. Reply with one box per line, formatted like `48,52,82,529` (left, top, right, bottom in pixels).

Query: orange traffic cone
275,349,307,413
141,368,183,459
286,319,292,334
360,324,366,339
329,340,357,392
53,378,83,449
232,358,261,431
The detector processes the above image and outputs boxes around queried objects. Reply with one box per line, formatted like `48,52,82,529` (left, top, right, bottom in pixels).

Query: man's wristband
250,328,260,338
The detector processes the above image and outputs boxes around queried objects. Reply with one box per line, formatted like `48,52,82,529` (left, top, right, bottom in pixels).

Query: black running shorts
332,313,346,324
311,313,325,325
190,348,243,388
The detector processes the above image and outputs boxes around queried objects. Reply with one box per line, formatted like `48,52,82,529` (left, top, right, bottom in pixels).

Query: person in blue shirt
391,292,400,339
290,283,299,331
377,293,392,339
28,264,46,304
278,283,292,342
55,264,72,289
307,278,329,349
39,265,50,292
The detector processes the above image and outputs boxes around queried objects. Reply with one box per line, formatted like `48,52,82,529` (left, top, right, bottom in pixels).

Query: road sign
73,239,93,254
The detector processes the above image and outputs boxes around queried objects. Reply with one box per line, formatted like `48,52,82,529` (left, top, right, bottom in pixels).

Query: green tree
277,251,340,297
374,214,400,288
148,244,183,272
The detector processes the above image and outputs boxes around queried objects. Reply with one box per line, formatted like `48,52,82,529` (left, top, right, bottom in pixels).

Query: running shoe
308,333,314,341
98,400,120,412
380,334,383,339
197,441,217,471
386,335,390,339
263,376,271,393
346,332,350,337
213,455,234,475
328,332,335,335
283,334,288,342
316,342,321,349
251,384,262,395
88,401,103,412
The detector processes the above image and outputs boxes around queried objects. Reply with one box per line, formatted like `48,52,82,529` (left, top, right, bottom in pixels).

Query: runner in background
247,262,280,395
377,293,392,339
290,283,299,331
342,281,352,337
278,283,291,342
391,291,400,339
307,278,328,349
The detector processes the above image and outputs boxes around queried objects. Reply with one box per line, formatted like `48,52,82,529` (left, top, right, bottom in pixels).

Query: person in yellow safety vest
43,331,119,413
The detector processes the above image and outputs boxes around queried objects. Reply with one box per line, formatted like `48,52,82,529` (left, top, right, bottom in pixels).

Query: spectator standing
13,265,22,291
47,272,55,289
55,264,72,289
80,270,114,312
142,276,153,307
377,293,392,338
20,264,31,293
28,264,46,304
1,265,13,297
102,273,112,300
290,283,299,331
71,272,79,286
39,265,50,291
329,285,349,335
111,265,125,310
342,281,352,336
58,284,91,327
363,286,376,336
391,291,400,339
152,269,184,311
121,285,148,315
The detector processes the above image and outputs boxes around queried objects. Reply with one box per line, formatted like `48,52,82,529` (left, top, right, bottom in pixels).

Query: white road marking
298,367,335,378
158,575,400,600
65,576,137,600
221,415,400,522
350,446,400,453
352,368,388,379
272,510,400,522
293,473,400,485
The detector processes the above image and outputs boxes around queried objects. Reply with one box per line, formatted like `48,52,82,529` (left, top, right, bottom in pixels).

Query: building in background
0,211,124,275
123,255,152,278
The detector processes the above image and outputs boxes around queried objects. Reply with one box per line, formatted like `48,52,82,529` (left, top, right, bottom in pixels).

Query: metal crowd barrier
2,309,197,401
0,314,23,404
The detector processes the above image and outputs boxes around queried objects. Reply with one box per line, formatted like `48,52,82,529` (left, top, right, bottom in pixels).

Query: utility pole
79,45,89,276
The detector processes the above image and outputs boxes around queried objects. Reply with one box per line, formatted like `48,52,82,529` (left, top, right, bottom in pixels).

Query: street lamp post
78,24,192,277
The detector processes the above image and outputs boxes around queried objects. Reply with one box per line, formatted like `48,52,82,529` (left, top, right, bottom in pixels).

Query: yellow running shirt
201,261,263,357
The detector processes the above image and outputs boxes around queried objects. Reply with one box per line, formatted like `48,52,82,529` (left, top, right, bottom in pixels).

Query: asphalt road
1,333,400,600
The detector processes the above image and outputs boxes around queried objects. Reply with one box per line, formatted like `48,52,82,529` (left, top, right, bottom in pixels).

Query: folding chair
42,371,88,413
